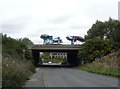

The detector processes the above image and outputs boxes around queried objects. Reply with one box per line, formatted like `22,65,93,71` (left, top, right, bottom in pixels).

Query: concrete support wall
67,51,81,67
32,50,40,66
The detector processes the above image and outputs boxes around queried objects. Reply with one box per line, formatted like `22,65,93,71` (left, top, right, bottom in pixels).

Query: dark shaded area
31,45,81,67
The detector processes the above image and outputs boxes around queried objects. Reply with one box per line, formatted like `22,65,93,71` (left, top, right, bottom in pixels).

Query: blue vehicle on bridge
40,34,63,45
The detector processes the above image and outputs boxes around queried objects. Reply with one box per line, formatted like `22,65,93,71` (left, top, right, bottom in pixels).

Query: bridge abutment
32,50,42,66
67,51,81,67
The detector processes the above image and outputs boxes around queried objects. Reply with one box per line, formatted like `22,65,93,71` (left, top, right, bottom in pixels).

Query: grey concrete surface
30,44,81,50
24,68,119,87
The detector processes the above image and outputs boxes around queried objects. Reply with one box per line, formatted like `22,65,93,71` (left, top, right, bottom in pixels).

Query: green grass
79,67,120,77
78,50,120,77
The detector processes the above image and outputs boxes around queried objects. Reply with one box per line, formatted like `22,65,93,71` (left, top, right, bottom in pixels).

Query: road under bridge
30,45,82,67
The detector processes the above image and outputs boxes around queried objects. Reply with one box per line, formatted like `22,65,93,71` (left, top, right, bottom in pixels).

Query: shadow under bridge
30,45,82,67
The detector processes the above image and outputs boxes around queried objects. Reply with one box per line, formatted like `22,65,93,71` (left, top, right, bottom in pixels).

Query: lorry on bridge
66,36,85,45
40,34,84,45
40,34,62,45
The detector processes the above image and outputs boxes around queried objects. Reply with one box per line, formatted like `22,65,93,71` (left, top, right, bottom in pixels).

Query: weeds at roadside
2,58,35,88
78,50,120,77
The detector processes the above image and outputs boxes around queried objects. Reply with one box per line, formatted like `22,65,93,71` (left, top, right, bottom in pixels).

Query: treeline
2,34,33,60
78,18,120,63
2,34,35,88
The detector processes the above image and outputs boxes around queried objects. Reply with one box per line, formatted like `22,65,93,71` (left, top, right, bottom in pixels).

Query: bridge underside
31,45,81,67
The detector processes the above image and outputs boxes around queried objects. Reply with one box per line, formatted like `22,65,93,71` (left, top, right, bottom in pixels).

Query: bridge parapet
30,44,81,50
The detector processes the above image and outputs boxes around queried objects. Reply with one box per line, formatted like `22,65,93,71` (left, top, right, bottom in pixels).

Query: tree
78,39,116,63
85,18,120,44
20,37,33,48
85,20,106,39
2,34,32,60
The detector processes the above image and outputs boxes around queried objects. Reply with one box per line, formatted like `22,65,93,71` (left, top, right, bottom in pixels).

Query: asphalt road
24,67,119,87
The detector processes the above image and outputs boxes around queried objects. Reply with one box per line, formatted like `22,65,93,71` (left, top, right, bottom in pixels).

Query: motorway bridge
30,45,82,66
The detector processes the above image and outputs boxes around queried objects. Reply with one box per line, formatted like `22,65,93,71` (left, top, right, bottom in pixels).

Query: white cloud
0,0,119,44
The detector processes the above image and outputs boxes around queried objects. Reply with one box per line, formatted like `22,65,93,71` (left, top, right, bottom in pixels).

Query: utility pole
22,50,25,60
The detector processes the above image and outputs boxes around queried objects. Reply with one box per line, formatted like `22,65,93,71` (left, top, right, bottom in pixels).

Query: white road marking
29,78,37,81
44,72,48,88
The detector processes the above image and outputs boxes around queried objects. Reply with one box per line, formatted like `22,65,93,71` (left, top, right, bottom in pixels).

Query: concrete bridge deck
30,44,81,50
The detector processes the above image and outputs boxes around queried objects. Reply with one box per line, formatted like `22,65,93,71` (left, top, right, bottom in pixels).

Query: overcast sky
0,0,119,44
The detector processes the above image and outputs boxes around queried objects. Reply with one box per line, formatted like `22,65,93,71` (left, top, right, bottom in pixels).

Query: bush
2,58,35,88
78,39,116,63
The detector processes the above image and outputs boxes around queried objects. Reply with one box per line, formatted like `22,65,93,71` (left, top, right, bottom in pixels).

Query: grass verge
79,67,120,77
78,50,120,77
